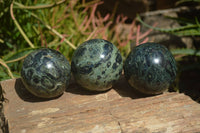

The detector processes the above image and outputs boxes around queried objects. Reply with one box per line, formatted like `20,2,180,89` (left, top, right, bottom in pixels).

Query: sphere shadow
14,78,62,102
178,67,200,103
112,75,154,99
65,76,110,95
115,74,167,99
14,76,163,102
67,75,159,99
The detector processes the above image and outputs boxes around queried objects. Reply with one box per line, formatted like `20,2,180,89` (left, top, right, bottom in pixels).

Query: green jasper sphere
21,48,71,98
124,43,177,95
71,39,123,91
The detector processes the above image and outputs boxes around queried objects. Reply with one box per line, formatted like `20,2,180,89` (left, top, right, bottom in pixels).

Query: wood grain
1,77,200,133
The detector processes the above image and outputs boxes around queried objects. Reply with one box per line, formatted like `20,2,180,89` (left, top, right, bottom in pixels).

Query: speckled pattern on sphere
71,39,123,91
21,48,71,98
124,43,177,94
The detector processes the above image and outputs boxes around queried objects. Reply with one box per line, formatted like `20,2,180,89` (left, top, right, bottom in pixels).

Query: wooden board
1,77,200,133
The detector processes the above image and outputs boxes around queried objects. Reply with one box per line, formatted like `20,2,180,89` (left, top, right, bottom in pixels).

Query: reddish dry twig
53,14,70,29
131,22,157,45
70,2,80,31
101,21,113,40
103,14,110,22
86,28,98,40
82,3,97,31
38,21,46,47
136,25,140,46
79,15,88,31
126,20,136,45
82,6,89,14
82,1,103,32
92,15,97,29
131,23,157,40
54,4,70,28
140,37,149,44
60,34,69,43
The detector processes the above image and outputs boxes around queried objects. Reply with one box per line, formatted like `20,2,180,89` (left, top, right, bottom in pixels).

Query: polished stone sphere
21,48,71,98
124,43,177,94
71,39,123,91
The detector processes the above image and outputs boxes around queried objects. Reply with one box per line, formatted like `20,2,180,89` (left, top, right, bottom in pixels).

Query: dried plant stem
77,0,101,8
45,23,77,50
5,55,27,64
10,2,35,48
13,0,66,10
0,39,4,43
13,1,76,49
86,28,98,40
174,54,186,59
136,25,140,46
25,10,77,49
0,59,14,79
82,2,102,31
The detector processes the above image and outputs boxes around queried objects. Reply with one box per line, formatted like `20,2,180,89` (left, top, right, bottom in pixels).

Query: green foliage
137,15,200,36
176,0,200,5
137,0,200,36
3,0,198,84
171,48,200,57
0,0,150,81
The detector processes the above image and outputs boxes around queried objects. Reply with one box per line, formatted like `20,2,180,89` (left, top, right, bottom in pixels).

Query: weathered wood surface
1,77,200,133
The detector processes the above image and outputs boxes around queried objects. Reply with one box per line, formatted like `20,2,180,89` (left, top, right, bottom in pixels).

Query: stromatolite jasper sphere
21,48,71,98
124,43,177,95
71,39,123,91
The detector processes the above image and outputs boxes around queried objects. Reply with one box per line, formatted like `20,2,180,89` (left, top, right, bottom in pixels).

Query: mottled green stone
21,48,71,98
71,39,123,91
124,43,177,94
